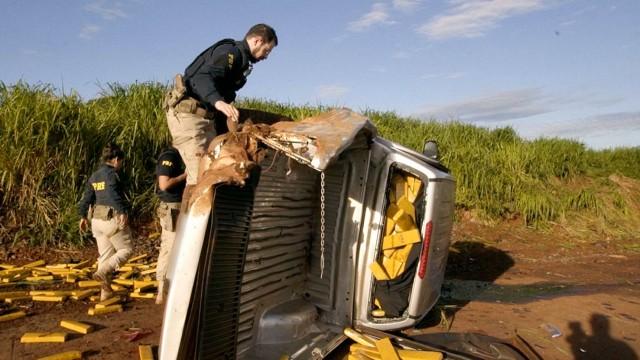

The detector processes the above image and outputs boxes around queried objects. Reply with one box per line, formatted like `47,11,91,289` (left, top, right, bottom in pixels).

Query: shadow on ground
445,240,516,282
417,240,515,329
567,313,638,360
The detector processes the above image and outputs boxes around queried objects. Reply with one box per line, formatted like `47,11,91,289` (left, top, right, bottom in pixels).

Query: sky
1,0,639,150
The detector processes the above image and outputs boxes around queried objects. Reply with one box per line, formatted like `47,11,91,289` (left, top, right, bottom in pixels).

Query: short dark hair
102,143,125,162
245,23,278,46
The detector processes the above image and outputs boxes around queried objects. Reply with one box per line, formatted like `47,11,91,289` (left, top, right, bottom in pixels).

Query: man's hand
79,218,89,233
214,100,239,123
117,213,128,229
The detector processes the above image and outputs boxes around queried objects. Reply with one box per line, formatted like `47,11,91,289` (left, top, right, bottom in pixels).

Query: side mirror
422,140,439,161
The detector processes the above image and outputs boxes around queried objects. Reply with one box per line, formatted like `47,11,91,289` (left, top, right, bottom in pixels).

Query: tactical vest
184,38,238,81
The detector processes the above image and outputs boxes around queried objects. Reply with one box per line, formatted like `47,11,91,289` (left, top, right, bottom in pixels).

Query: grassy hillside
1,82,639,247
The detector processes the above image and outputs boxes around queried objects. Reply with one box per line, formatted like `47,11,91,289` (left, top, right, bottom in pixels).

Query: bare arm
158,173,187,191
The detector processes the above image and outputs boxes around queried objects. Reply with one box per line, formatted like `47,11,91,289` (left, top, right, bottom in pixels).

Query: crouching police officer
164,23,278,187
154,146,186,304
78,143,133,301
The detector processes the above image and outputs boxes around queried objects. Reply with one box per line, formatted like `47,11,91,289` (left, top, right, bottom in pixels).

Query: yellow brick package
37,351,83,360
60,320,94,334
21,332,67,343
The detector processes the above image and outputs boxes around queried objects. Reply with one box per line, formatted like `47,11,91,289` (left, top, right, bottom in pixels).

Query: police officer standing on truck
164,23,278,187
78,143,133,301
154,146,186,304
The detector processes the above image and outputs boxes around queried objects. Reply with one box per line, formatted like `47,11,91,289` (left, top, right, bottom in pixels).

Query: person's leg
92,219,116,274
167,109,216,186
91,218,117,300
155,211,177,304
104,225,133,272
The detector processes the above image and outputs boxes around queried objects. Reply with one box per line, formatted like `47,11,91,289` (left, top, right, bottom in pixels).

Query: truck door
354,142,455,331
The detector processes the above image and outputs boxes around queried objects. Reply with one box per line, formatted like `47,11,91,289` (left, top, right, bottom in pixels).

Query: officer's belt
174,97,214,119
159,201,181,209
93,205,115,221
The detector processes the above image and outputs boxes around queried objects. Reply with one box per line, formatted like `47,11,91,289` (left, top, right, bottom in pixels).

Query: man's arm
78,180,95,232
78,181,95,218
158,173,187,191
157,151,187,191
189,44,234,107
189,45,240,121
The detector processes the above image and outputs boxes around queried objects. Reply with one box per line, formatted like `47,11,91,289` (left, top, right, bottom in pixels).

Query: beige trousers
156,202,181,283
91,218,133,276
166,108,216,185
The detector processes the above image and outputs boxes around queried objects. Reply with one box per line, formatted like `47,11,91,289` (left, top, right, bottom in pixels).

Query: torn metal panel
189,108,375,210
256,108,376,171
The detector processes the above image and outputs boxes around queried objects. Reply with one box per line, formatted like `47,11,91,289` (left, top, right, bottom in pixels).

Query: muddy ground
1,220,638,360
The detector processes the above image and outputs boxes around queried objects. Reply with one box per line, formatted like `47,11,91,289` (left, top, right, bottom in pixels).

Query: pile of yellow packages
0,253,158,359
344,327,442,360
369,173,423,317
0,253,157,313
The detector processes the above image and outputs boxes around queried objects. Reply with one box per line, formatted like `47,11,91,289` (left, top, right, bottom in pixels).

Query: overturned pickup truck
159,109,456,359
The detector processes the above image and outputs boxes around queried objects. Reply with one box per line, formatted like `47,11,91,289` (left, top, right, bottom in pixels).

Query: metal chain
320,171,326,279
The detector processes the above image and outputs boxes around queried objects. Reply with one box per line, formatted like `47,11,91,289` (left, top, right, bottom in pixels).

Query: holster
157,202,181,232
162,74,187,111
93,205,114,221
175,97,214,119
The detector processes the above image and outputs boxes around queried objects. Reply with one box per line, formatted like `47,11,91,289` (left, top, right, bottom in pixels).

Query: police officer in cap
78,143,133,301
154,146,186,304
165,23,278,187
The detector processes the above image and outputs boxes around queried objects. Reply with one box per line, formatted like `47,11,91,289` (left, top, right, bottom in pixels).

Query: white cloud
415,87,623,123
420,71,466,80
421,88,550,121
414,88,637,148
544,112,640,137
348,3,396,32
559,19,576,27
418,0,547,40
533,111,640,149
393,0,421,11
79,24,101,40
316,84,349,99
84,0,127,20
415,88,576,122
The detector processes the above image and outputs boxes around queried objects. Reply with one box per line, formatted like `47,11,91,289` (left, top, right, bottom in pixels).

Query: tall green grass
1,82,638,246
360,110,639,228
0,82,168,246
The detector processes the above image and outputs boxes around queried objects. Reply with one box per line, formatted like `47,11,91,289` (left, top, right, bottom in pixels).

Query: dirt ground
1,220,638,360
410,221,640,360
